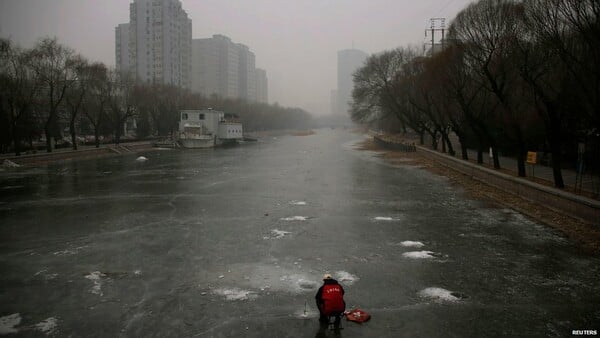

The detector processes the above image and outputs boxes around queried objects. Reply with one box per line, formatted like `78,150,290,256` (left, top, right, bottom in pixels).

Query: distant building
337,49,368,115
191,34,266,102
238,44,256,101
254,68,268,103
119,0,192,88
115,23,130,76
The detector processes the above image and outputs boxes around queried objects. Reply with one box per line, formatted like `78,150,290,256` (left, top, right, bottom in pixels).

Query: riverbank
1,141,155,167
356,137,600,255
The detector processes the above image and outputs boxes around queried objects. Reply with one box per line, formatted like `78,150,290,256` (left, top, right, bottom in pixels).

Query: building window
199,114,205,120
182,113,188,120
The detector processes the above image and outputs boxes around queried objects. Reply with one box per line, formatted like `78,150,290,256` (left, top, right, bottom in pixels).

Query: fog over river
1,129,598,337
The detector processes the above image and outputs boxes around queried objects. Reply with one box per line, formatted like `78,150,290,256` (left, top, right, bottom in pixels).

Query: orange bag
345,308,371,323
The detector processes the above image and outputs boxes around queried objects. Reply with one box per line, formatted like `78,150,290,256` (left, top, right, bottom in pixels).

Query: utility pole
424,17,446,56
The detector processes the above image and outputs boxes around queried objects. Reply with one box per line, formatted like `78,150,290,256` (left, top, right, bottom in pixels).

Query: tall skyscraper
115,23,130,76
337,49,368,115
118,0,191,88
254,68,268,103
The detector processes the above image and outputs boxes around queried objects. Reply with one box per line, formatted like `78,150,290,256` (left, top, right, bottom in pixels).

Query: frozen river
1,129,599,337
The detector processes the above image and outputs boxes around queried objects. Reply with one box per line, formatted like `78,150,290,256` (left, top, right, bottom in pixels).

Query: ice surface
289,200,307,205
213,288,257,301
280,216,309,221
419,287,460,302
135,156,148,162
85,271,107,296
402,251,435,259
400,241,425,248
34,317,58,335
0,313,21,334
335,271,359,285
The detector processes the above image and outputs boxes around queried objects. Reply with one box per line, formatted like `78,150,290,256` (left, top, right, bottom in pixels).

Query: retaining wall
416,146,599,225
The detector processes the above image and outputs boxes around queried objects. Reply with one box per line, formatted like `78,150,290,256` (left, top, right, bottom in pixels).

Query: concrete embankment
415,146,599,225
1,142,154,167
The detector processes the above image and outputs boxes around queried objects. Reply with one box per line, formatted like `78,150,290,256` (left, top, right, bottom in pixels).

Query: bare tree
0,39,41,155
450,0,529,173
106,70,137,144
64,56,95,150
83,63,109,148
29,38,78,152
351,48,423,136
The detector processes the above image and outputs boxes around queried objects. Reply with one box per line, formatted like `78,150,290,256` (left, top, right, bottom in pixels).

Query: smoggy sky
0,0,473,115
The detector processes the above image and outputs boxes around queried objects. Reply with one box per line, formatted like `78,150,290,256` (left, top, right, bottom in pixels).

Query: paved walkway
440,147,600,198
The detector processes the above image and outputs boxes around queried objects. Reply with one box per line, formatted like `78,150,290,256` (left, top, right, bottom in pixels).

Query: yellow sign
526,151,537,164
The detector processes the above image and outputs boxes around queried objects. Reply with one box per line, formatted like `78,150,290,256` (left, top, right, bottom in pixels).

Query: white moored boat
177,109,243,148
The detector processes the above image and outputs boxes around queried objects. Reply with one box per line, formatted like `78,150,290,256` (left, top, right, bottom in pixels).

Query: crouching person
315,274,346,325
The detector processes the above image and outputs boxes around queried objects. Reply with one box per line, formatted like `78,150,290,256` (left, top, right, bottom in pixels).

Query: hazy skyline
0,0,473,115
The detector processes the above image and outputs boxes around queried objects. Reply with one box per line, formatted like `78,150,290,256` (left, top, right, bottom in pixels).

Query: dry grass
356,137,600,255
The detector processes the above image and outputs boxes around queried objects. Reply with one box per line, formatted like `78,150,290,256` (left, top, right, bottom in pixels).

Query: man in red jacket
315,274,346,324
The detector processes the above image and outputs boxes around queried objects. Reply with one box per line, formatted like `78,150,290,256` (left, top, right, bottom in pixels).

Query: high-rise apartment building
191,35,265,102
337,49,368,115
254,68,268,103
115,23,130,76
191,35,239,98
117,0,191,88
238,44,256,101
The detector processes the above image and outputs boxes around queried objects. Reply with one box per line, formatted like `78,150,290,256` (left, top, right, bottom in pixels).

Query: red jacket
315,279,346,315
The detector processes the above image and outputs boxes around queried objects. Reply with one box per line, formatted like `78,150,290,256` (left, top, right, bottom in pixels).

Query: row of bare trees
351,0,600,189
1,37,312,156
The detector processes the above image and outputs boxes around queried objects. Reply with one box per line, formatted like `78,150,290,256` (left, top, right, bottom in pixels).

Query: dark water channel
1,129,598,337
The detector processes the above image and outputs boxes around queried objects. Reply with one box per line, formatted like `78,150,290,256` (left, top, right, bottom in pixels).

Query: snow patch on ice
85,271,107,296
213,288,257,301
419,287,460,302
335,271,359,285
374,216,401,221
34,317,58,335
400,241,425,248
270,229,292,239
289,200,307,206
280,275,320,292
0,313,21,334
53,245,87,256
135,156,148,162
2,159,21,168
402,251,435,259
280,216,309,221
